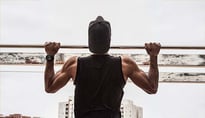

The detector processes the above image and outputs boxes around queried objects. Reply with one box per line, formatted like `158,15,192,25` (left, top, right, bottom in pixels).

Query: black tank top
74,55,125,118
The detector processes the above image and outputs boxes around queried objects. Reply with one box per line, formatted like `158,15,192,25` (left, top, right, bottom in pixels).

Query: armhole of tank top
74,57,80,85
119,56,126,85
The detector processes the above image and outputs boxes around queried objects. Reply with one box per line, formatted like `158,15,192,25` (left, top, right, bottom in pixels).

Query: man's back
44,16,160,117
74,55,125,118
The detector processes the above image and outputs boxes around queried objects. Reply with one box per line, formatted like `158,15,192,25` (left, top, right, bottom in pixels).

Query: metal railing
0,44,205,83
0,44,205,49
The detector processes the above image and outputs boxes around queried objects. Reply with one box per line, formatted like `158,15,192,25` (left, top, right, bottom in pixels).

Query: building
120,99,143,118
58,97,74,118
59,97,143,118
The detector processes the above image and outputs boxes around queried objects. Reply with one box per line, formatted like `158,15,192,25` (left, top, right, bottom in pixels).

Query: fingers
44,42,61,55
57,42,61,48
145,42,161,48
54,43,60,49
44,42,50,46
145,43,151,54
144,42,161,56
44,42,61,47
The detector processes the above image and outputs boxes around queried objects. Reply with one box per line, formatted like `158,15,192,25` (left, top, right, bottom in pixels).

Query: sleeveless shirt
74,55,125,118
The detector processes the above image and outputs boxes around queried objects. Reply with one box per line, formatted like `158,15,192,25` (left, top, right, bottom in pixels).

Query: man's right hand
44,42,60,55
145,42,161,56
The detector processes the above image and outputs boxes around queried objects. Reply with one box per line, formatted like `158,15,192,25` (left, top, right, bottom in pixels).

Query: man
44,16,161,118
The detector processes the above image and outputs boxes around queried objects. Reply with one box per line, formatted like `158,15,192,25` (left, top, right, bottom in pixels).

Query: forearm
148,56,159,92
44,61,55,92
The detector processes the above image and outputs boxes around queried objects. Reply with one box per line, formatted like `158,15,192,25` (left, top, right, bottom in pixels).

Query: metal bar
0,44,205,49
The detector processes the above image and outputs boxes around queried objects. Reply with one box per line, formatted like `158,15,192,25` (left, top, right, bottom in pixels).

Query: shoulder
121,55,139,72
120,55,138,81
63,56,78,69
121,55,136,65
66,56,78,63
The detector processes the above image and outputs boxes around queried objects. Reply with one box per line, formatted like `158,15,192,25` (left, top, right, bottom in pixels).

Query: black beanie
88,16,111,53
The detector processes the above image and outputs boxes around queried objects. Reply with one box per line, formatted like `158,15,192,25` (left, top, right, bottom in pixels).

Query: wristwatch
46,55,54,61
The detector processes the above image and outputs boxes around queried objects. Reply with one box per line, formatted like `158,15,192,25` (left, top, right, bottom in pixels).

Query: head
88,16,111,54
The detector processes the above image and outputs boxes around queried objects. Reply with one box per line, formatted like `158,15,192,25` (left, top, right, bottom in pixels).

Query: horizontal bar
0,44,205,49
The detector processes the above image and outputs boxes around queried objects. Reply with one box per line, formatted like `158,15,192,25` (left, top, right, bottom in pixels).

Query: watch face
47,56,52,60
46,55,54,61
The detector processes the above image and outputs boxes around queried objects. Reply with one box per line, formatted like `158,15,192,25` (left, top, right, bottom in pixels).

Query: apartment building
59,97,142,118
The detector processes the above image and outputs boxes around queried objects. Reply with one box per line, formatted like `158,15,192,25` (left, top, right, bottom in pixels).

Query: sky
1,0,205,46
0,0,205,118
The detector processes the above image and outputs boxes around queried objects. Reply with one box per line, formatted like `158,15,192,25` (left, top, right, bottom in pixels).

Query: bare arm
122,43,161,94
44,42,77,93
44,56,77,93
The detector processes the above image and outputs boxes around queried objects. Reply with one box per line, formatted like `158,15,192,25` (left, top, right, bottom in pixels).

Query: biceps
49,72,70,91
54,72,70,85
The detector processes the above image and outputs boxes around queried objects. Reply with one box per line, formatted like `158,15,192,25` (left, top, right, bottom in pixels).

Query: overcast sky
1,0,205,46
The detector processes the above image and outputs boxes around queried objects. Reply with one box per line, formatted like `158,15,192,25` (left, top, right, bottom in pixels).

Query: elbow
45,88,56,93
147,82,158,94
148,89,158,94
146,87,158,94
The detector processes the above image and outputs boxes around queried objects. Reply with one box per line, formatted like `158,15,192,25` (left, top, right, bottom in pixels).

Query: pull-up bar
0,44,204,49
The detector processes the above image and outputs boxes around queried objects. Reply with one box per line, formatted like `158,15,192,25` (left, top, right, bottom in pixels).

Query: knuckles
44,42,60,55
145,42,161,50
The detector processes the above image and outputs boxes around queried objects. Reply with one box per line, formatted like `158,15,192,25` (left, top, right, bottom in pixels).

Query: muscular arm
122,43,160,94
44,56,77,93
122,56,158,94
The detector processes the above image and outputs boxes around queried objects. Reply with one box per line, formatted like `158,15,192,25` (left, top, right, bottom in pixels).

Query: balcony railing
0,44,205,83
